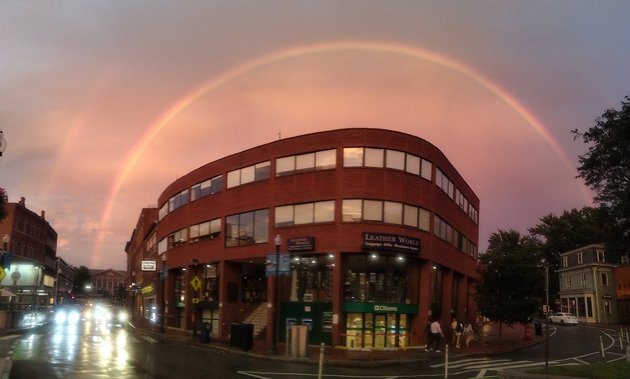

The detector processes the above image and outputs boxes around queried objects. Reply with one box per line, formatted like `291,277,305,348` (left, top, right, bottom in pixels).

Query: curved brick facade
132,128,479,350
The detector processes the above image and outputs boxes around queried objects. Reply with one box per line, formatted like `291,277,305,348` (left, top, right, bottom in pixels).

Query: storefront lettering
374,305,398,312
362,233,421,253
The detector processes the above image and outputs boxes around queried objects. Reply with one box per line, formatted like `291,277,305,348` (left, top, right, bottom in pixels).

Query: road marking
431,358,510,368
141,336,159,344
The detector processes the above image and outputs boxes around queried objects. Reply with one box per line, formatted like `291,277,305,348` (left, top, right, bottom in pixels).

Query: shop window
343,254,408,303
289,254,334,302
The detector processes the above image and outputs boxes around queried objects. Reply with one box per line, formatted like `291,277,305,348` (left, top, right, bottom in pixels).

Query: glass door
374,314,386,349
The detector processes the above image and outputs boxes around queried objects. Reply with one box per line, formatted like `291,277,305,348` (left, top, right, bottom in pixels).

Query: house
557,244,618,324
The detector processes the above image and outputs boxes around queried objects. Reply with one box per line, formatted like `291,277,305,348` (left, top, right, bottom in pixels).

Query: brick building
126,128,480,351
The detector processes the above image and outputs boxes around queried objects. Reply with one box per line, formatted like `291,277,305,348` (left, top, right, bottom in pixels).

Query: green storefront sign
342,302,419,314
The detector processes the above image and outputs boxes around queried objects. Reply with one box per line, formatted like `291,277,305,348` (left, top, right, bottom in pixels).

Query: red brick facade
128,128,479,350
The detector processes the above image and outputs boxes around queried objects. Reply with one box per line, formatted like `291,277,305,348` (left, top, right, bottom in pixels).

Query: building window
225,209,269,247
227,161,270,188
383,201,403,224
385,150,405,170
191,175,223,201
343,147,363,167
434,215,453,243
577,252,583,265
167,228,187,249
363,200,383,221
343,254,408,303
290,255,334,302
603,299,611,315
405,154,420,175
158,237,167,255
364,148,384,167
562,256,568,268
189,218,221,242
601,272,609,286
276,149,336,176
342,199,431,232
168,189,189,212
274,200,335,227
597,250,605,263
581,273,587,287
565,275,571,289
421,159,432,180
435,168,454,199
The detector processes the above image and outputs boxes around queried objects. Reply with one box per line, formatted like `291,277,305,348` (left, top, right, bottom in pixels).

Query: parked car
548,312,578,325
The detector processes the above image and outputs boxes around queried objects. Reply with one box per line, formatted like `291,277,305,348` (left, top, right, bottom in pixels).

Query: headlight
118,310,129,322
68,310,81,324
55,310,67,324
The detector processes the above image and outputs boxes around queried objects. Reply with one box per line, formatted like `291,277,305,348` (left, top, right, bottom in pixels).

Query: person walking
463,322,474,348
455,320,464,348
450,317,458,347
425,318,444,352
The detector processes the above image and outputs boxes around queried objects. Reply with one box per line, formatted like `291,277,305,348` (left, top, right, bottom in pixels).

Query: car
548,312,578,325
54,305,83,324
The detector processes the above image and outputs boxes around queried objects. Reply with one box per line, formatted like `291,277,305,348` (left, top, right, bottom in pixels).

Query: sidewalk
130,319,544,366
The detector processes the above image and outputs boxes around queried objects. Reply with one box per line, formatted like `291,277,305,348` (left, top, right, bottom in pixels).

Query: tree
572,96,630,262
0,188,7,222
73,265,92,294
476,230,545,334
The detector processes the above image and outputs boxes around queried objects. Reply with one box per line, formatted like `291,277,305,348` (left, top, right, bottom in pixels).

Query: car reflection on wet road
10,305,145,379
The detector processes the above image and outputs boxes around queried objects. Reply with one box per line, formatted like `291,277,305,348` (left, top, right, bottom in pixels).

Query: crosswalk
430,357,577,373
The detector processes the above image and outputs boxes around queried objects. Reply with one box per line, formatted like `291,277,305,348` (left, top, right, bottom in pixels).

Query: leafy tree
572,96,630,262
476,230,544,334
529,207,610,298
73,265,92,294
0,188,7,222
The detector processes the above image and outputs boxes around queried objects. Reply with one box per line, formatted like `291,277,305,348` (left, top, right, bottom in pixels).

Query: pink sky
1,2,628,270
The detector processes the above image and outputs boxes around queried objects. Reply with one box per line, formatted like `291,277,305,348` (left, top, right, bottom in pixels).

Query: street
2,322,629,379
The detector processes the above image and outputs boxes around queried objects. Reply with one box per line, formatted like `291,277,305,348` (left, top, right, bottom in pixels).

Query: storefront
343,303,418,349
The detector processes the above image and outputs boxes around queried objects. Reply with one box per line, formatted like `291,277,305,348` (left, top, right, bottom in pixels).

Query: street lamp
272,234,282,353
545,263,550,370
161,254,167,333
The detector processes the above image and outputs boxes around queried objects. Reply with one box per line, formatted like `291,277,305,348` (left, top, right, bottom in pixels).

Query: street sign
0,266,5,282
190,275,201,291
266,254,290,276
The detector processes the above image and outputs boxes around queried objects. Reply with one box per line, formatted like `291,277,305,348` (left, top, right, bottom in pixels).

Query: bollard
627,345,630,363
317,343,324,379
444,344,449,378
621,332,624,351
600,336,605,358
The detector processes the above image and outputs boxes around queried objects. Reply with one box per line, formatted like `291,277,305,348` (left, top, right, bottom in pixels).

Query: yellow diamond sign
0,266,5,282
190,275,201,291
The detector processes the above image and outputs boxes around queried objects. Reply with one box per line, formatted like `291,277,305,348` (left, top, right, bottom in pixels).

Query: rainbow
92,41,589,258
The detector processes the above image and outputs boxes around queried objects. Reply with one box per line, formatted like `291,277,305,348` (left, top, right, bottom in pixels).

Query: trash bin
200,322,211,343
230,323,253,351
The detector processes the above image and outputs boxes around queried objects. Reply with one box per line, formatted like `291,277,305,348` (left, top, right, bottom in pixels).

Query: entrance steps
243,303,268,338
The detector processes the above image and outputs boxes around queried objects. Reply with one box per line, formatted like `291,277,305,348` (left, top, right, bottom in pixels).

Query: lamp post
272,234,282,353
545,263,550,370
161,254,167,333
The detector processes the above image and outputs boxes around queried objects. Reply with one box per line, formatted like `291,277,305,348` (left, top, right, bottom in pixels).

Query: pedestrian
455,320,463,348
464,323,474,348
450,317,458,346
425,318,444,352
